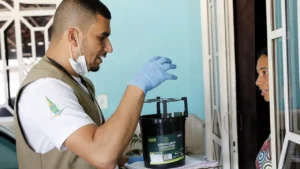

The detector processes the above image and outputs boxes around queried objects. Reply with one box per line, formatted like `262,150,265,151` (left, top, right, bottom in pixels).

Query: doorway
234,0,270,168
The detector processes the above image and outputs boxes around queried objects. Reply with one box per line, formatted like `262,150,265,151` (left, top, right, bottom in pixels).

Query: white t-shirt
18,77,96,153
18,77,120,169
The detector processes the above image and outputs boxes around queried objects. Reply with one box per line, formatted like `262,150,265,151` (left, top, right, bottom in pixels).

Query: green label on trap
147,131,184,165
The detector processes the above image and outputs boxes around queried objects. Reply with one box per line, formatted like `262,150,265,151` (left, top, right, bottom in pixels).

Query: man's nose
105,39,113,53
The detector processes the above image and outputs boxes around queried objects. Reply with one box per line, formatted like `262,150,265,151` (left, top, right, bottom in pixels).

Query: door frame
200,0,238,168
233,0,271,168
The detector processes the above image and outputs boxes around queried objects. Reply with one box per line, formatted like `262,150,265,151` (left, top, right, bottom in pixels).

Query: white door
200,0,238,168
0,0,61,123
266,0,300,168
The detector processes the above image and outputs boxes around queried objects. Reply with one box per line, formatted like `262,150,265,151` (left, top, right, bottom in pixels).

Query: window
267,0,300,168
0,0,59,117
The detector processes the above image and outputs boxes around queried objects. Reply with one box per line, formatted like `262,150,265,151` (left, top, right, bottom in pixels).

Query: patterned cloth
255,136,272,169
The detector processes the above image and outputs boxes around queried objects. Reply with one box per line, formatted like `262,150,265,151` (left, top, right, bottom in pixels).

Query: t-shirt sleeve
18,78,96,151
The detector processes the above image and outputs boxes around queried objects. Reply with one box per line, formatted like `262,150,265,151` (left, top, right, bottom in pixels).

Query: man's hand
118,155,129,167
129,56,177,94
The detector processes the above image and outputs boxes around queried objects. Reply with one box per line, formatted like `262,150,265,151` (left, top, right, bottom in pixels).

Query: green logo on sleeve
46,97,66,119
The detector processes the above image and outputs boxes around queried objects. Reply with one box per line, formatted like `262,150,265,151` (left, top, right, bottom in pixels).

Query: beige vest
14,56,104,169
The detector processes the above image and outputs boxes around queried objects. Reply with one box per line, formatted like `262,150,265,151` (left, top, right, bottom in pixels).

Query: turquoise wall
86,0,205,120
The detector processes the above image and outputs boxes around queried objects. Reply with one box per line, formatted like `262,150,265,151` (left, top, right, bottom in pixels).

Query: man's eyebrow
101,32,110,37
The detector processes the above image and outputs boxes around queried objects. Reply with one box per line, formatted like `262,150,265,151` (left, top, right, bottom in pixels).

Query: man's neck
46,44,79,77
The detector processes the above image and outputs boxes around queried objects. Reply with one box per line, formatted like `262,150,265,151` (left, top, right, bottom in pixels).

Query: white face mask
69,31,88,75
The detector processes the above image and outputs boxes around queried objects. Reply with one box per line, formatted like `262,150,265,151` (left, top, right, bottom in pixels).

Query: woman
255,48,272,169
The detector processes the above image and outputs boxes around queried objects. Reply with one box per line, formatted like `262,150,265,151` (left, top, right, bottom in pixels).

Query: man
14,0,177,169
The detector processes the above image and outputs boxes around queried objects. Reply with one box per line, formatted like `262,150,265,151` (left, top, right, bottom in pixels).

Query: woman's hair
258,48,268,58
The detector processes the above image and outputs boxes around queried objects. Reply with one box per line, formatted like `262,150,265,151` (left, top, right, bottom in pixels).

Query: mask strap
75,30,82,56
69,43,74,59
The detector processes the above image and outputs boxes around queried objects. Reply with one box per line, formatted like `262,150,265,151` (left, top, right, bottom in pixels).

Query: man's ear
67,28,80,48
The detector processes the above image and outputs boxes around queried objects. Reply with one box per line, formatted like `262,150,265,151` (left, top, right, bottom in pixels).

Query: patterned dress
255,136,272,169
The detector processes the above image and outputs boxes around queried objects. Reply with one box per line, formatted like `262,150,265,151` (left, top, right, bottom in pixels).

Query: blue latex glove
129,56,177,94
128,156,144,164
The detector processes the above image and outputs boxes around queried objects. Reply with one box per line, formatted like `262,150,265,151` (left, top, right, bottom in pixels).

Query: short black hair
68,0,111,19
258,48,268,58
51,0,111,41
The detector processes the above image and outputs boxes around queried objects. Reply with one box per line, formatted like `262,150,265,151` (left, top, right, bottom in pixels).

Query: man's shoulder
29,77,68,86
24,77,72,94
19,77,79,110
21,58,66,84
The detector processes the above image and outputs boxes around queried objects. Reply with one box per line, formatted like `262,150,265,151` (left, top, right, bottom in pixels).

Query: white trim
0,31,9,106
0,10,56,17
20,9,56,16
32,27,46,31
0,17,11,21
275,4,289,167
279,132,300,168
201,0,237,167
20,17,34,29
201,0,214,161
217,0,231,168
281,0,290,135
0,19,14,108
14,9,24,88
0,1,14,11
223,112,229,132
18,0,60,4
0,18,14,32
226,0,239,167
266,0,278,168
270,29,285,39
211,0,218,114
278,136,289,168
287,132,300,144
44,18,54,51
45,17,53,29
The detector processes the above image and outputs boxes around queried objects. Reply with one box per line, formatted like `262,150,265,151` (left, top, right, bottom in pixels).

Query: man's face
81,15,112,72
256,55,269,102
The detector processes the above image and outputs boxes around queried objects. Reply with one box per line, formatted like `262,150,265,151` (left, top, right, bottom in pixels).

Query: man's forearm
93,85,145,161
